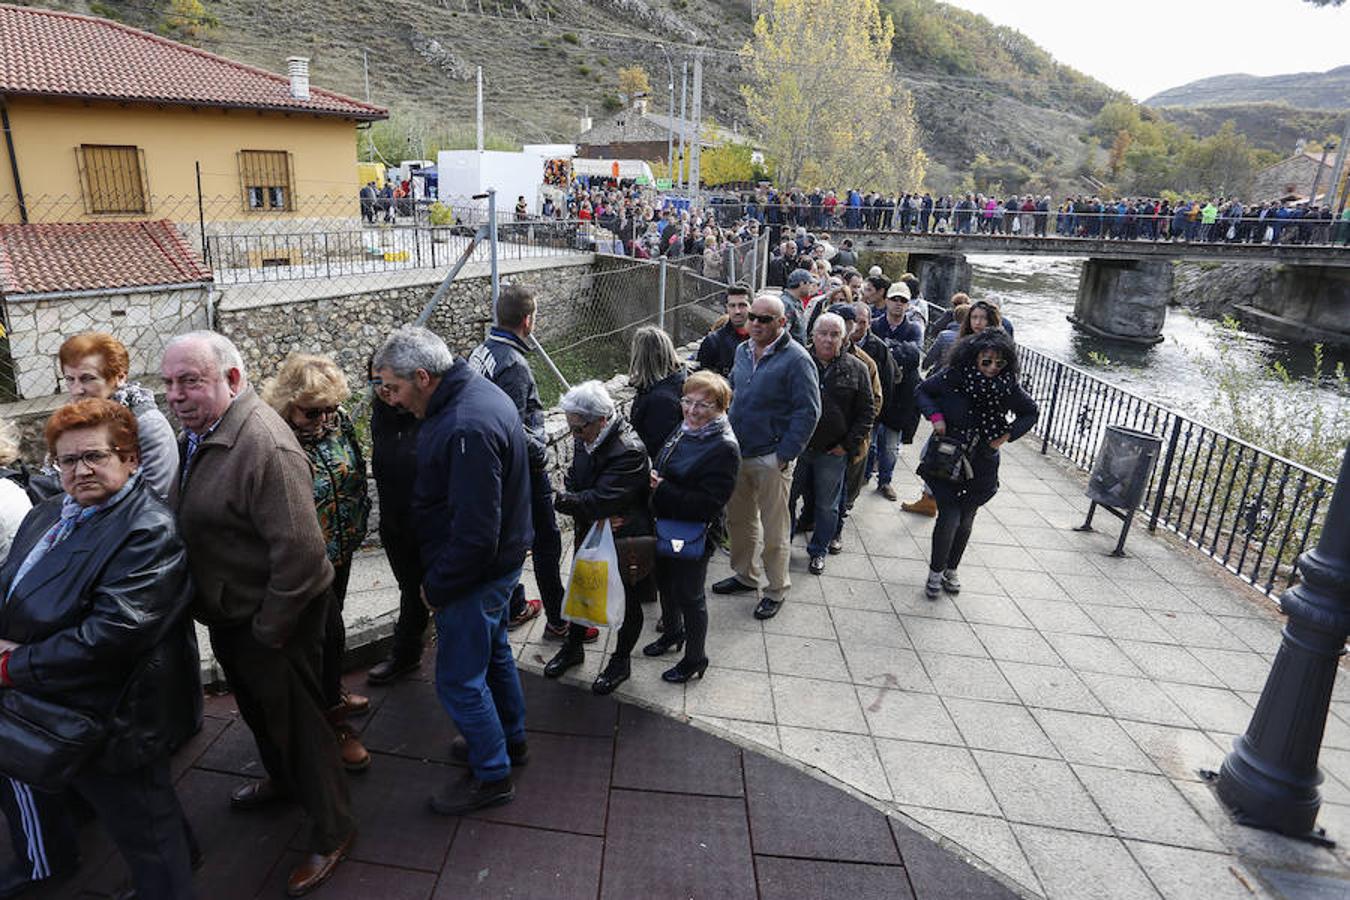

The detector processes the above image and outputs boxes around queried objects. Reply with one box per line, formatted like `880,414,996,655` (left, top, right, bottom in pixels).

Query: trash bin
1087,426,1163,510
1076,425,1164,556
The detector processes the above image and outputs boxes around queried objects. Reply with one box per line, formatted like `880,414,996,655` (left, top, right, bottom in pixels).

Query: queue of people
0,249,1039,897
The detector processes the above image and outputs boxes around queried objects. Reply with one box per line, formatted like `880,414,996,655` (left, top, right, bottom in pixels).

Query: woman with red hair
58,333,177,500
0,399,199,898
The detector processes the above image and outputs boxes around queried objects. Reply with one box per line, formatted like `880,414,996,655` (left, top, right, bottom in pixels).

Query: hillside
1144,65,1350,111
14,0,1126,193
1153,103,1346,157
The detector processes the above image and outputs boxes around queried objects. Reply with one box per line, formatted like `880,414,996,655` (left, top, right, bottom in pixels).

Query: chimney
634,97,648,116
287,57,310,101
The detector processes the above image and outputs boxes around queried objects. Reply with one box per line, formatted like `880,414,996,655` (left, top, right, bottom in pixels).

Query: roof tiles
0,220,212,296
0,3,385,120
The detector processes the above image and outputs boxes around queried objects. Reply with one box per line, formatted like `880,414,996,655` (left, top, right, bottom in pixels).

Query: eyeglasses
978,357,1008,370
56,448,120,472
367,378,393,396
747,313,778,324
680,397,717,412
299,406,339,420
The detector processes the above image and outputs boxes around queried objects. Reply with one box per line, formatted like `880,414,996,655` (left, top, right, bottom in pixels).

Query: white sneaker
925,570,943,599
941,569,961,594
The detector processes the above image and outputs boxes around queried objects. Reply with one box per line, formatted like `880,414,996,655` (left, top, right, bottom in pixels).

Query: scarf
681,413,728,438
960,365,1014,443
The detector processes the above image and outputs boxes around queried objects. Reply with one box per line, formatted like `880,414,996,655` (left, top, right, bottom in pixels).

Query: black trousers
209,593,355,854
655,553,711,666
929,495,981,573
1,758,194,899
322,561,353,708
381,521,429,662
510,469,567,627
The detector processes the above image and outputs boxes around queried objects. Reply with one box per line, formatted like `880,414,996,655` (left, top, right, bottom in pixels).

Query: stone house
1250,151,1339,203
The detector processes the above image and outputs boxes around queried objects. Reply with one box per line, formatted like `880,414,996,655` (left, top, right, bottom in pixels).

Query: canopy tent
570,158,654,181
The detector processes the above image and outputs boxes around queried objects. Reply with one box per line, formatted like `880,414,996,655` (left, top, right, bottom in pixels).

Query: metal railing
1019,345,1334,599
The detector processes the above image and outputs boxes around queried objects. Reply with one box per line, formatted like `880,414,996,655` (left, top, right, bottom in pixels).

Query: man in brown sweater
162,331,355,898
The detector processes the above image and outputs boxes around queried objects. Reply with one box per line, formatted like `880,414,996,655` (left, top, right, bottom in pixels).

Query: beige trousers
727,453,793,600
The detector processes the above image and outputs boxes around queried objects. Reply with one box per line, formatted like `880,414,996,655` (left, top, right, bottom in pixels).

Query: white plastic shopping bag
562,519,626,629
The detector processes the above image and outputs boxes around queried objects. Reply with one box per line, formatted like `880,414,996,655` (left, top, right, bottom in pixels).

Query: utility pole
476,66,484,153
689,50,703,198
678,61,688,191
362,50,373,162
1329,113,1350,215
1308,142,1332,208
660,47,675,187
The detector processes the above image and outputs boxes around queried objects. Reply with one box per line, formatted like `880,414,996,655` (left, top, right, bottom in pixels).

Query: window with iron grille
77,145,148,214
238,150,294,211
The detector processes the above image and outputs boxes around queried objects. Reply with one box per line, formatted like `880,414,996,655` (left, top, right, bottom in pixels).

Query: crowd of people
0,238,1036,896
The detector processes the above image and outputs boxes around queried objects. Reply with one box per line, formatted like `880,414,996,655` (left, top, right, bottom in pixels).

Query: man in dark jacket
780,267,814,345
869,283,923,500
765,239,798,288
468,284,584,643
790,312,874,574
713,293,821,619
696,283,751,377
848,301,898,510
373,326,532,818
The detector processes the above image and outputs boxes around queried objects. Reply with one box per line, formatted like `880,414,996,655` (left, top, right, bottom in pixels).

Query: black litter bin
1077,425,1163,556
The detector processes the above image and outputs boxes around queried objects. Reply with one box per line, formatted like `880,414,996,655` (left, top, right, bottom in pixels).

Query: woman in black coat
0,399,198,899
628,326,686,461
916,331,1038,600
546,381,654,696
642,371,740,683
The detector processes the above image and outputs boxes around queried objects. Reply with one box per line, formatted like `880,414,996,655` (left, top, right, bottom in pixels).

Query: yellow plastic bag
563,520,626,629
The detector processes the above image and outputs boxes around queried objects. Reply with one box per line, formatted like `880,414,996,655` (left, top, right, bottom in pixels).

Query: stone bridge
830,230,1350,346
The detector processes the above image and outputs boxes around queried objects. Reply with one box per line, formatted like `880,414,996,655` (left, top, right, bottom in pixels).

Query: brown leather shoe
900,494,938,517
285,831,355,897
229,778,289,810
327,691,370,722
336,725,371,773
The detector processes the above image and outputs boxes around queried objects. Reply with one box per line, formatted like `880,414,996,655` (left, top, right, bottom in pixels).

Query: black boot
642,632,686,657
592,656,630,696
367,652,420,685
544,643,585,679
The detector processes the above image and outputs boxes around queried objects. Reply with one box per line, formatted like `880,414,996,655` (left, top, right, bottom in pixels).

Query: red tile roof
0,220,212,296
0,4,386,120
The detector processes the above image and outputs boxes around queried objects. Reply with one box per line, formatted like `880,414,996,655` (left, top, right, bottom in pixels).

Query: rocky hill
1153,103,1346,157
1144,65,1350,111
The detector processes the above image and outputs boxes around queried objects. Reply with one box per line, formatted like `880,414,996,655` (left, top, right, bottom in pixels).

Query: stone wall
215,259,605,389
4,286,210,399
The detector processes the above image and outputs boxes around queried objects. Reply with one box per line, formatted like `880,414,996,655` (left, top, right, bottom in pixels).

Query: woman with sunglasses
261,353,373,771
916,330,1038,599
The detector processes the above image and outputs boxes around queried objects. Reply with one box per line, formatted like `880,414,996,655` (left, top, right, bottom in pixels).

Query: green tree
1180,121,1259,196
742,0,925,191
616,66,651,104
162,0,218,39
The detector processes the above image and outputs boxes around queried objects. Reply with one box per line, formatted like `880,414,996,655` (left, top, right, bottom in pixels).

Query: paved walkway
181,430,1350,899
5,669,1016,900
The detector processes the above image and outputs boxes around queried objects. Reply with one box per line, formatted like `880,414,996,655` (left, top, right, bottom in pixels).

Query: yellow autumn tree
617,66,652,104
741,0,925,191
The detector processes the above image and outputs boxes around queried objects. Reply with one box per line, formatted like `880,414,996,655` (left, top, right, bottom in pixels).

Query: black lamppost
1215,442,1350,842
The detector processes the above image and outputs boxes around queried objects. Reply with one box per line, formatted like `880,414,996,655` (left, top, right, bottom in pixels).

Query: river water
965,254,1350,426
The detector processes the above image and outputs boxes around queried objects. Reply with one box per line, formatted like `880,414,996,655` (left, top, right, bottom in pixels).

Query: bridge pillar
909,254,970,310
1070,258,1171,345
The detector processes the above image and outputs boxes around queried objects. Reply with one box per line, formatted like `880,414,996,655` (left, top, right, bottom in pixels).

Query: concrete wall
4,285,210,399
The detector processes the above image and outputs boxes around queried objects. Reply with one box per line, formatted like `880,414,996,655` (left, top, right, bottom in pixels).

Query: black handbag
0,689,107,791
917,433,975,484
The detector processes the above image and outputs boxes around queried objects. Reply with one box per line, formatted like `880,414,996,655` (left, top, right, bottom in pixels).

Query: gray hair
164,330,245,379
559,380,615,422
628,326,682,391
813,312,847,336
373,326,454,378
0,418,20,467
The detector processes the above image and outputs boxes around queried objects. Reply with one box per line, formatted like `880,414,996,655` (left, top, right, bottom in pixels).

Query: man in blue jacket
372,326,532,817
711,293,821,619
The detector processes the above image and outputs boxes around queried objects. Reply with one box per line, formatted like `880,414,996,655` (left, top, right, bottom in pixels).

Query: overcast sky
938,0,1350,101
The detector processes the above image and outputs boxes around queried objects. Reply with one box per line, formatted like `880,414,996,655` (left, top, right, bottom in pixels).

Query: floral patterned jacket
303,411,371,565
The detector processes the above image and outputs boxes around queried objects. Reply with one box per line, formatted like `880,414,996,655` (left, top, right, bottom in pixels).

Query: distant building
1251,151,1337,203
576,98,750,162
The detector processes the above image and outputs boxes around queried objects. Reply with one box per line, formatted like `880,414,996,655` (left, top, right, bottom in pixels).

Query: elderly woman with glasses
0,399,199,899
261,354,372,771
58,333,178,500
545,381,653,696
916,330,1038,600
641,371,739,683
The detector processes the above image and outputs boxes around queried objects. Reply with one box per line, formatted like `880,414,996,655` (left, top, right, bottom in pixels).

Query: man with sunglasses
712,293,821,619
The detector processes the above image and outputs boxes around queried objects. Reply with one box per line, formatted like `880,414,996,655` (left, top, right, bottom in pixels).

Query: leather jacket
555,416,653,543
0,478,201,773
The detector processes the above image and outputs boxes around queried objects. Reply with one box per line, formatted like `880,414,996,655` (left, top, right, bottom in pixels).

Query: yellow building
0,3,387,227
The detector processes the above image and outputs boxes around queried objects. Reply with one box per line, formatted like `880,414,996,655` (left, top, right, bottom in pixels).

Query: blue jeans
790,449,848,558
866,423,902,486
433,567,527,782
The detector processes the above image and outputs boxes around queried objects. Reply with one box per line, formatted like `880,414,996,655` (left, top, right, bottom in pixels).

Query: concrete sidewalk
200,430,1350,899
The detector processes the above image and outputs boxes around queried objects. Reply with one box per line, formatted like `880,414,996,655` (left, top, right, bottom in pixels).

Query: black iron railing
1019,345,1334,599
